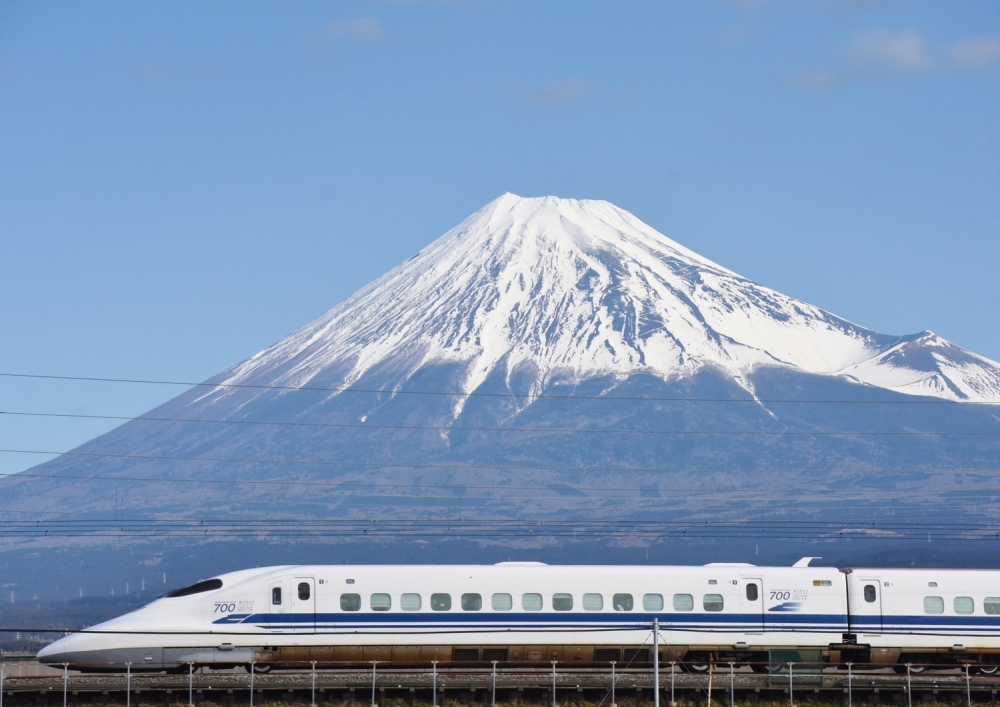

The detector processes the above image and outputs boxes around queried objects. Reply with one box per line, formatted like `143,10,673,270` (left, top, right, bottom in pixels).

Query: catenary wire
2,409,1000,436
0,507,996,539
2,470,994,494
0,503,994,524
0,514,994,528
1,377,995,537
0,491,989,513
3,380,997,590
0,491,959,511
2,448,1000,475
0,516,997,530
0,518,997,540
0,502,1000,528
1,371,997,405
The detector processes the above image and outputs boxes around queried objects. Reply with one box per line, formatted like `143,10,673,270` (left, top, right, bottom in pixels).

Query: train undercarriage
210,643,1000,675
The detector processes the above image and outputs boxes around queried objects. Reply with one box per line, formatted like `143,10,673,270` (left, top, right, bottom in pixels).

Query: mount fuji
217,193,1000,406
4,194,1000,598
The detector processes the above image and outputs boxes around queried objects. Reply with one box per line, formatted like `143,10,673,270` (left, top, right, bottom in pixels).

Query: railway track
3,665,1000,706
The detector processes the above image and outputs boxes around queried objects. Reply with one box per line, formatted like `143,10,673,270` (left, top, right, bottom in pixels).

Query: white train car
846,569,1000,672
35,560,1000,673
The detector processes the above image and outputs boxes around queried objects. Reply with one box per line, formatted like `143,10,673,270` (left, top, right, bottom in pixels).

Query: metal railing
1,658,997,707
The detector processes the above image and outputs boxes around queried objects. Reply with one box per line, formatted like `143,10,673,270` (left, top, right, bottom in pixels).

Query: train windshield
165,578,224,598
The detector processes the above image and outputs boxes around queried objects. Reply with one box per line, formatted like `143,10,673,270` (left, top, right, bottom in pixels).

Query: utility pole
654,618,660,707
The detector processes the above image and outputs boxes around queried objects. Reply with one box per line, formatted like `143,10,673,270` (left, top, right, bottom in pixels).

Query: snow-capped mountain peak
217,194,1000,405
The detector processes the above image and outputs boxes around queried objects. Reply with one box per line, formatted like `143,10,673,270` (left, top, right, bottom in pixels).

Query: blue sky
1,0,998,474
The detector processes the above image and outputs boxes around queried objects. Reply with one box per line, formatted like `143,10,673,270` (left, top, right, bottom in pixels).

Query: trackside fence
2,658,1000,706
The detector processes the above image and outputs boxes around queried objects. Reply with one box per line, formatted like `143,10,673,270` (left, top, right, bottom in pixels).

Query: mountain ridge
206,193,1000,411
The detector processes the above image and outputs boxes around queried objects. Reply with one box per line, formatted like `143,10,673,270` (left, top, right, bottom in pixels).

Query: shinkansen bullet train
37,560,1000,673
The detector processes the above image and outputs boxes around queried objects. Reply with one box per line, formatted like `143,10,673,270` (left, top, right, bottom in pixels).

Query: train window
492,593,512,611
166,579,223,598
746,584,759,601
924,596,944,614
955,597,975,615
643,594,664,611
928,582,937,588
522,593,543,611
612,593,634,611
462,593,483,611
298,583,311,601
985,598,1000,615
401,593,421,611
708,580,717,585
371,593,391,611
583,593,603,611
431,593,452,611
703,594,724,612
272,587,282,605
552,593,573,611
673,594,694,611
340,593,361,611
864,585,876,603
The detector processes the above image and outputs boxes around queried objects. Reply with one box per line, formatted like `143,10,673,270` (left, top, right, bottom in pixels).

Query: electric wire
2,371,997,405
3,409,1000,436
0,517,992,529
0,521,1000,543
0,470,955,493
2,448,999,476
0,510,997,539
2,374,998,543
2,470,994,496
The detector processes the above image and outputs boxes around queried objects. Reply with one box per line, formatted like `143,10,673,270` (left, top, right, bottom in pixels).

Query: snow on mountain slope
838,331,1000,402
213,194,1000,406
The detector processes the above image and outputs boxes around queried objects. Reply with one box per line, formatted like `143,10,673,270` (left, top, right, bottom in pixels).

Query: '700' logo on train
770,590,808,601
214,601,254,613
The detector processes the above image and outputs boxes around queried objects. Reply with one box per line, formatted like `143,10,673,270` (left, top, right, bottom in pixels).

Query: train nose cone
37,636,70,664
36,632,103,666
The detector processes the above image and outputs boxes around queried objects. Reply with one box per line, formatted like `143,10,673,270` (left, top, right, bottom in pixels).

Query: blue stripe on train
213,611,847,629
213,612,1000,634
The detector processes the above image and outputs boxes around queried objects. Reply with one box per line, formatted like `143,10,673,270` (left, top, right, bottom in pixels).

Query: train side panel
41,563,1000,672
849,569,1000,667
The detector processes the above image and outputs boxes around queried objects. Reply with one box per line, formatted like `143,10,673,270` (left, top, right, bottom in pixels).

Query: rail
3,661,1000,706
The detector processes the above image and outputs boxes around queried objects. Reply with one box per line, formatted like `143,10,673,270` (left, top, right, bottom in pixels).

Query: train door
740,577,764,631
291,577,316,633
269,580,288,632
267,580,290,632
855,577,883,634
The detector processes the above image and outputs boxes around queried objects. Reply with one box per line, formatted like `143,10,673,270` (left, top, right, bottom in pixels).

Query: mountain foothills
4,194,1000,580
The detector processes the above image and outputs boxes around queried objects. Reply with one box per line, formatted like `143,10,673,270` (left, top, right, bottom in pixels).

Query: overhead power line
0,492,991,515
0,517,997,541
1,371,996,405
4,495,985,517
1,447,998,476
2,409,1000,436
3,469,996,494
